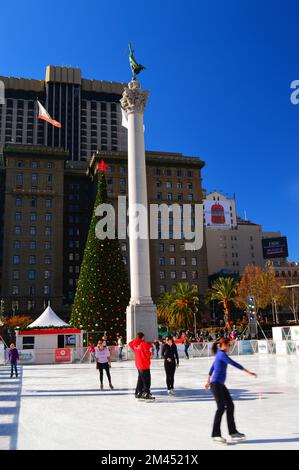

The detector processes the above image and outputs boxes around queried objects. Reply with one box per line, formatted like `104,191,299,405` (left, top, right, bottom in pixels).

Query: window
45,213,52,222
160,285,166,294
45,241,51,250
15,212,22,221
47,162,54,169
186,171,193,177
155,168,161,176
29,227,37,236
12,286,19,295
31,162,38,169
166,181,172,189
121,243,127,252
45,199,52,208
29,255,36,265
170,271,176,279
156,180,161,188
165,169,172,176
192,271,198,279
31,198,37,207
15,198,22,207
13,271,20,280
27,300,35,311
181,271,187,279
28,270,36,280
44,271,51,280
16,173,23,183
28,286,36,296
29,241,36,250
14,240,21,250
45,256,51,265
170,257,176,266
181,257,186,266
31,173,38,181
169,244,175,252
160,271,165,279
167,193,173,201
30,212,37,222
159,257,165,266
13,255,20,265
191,257,197,266
45,227,51,236
46,174,53,183
159,243,164,252
22,336,35,350
43,285,50,295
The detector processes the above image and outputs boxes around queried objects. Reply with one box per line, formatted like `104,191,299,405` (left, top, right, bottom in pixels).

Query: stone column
121,80,158,342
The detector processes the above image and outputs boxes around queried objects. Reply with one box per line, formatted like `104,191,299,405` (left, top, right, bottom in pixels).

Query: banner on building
19,350,35,363
204,200,232,229
262,236,288,259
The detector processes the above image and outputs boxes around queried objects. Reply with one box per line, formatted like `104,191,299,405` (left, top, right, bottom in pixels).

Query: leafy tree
207,277,238,328
157,282,200,330
70,164,130,341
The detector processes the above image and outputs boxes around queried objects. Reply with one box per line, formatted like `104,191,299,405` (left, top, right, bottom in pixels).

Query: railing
1,340,298,365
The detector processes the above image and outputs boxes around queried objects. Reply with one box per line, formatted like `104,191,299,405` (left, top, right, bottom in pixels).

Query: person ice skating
162,336,179,395
154,339,160,359
183,337,190,359
89,341,95,363
117,335,124,361
205,338,257,445
95,340,114,390
129,332,155,401
8,343,19,378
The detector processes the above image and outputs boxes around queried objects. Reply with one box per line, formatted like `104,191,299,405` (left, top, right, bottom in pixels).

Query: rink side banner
204,200,232,228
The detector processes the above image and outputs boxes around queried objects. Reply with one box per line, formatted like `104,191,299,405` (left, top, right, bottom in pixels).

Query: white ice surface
1,355,299,450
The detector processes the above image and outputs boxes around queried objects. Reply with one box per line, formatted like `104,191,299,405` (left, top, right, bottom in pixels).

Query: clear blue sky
1,0,298,259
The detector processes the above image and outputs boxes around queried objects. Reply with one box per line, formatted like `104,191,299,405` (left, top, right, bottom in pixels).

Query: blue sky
1,0,299,259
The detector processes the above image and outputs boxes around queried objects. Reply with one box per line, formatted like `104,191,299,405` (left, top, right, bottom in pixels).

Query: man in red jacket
129,332,155,400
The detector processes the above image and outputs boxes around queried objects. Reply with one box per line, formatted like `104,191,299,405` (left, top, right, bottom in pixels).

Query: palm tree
157,282,200,331
208,277,238,329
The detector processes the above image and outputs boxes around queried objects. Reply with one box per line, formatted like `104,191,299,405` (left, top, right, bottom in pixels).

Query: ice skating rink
0,355,299,450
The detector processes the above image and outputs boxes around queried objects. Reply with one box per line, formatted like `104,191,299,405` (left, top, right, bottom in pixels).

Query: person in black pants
205,338,257,445
162,336,179,395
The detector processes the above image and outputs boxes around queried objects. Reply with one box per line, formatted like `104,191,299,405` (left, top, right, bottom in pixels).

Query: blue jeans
10,362,18,377
118,347,123,360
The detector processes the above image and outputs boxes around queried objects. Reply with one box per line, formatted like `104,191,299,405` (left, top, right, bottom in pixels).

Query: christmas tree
70,160,130,340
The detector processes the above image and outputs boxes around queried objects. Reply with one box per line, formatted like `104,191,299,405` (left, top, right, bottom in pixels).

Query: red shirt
129,338,152,370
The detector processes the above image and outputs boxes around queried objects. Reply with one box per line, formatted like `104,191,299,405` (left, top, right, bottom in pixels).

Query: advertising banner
262,236,288,259
204,200,232,229
19,350,35,363
55,348,71,363
258,340,268,354
275,341,288,355
239,340,253,354
296,341,299,355
0,342,5,364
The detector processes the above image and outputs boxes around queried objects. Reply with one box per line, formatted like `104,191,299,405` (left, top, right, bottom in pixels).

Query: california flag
37,101,61,128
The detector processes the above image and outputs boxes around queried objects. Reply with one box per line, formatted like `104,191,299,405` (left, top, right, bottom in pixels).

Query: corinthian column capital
120,80,149,115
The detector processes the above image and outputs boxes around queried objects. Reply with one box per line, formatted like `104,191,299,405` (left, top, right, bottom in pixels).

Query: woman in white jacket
95,340,114,390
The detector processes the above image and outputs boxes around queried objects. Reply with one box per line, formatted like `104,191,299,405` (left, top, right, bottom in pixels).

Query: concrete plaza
0,355,298,450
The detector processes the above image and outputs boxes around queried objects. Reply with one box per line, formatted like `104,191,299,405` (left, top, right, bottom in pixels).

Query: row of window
159,271,198,280
16,198,52,208
12,270,51,280
14,226,52,236
159,257,197,266
159,284,199,294
14,241,51,250
15,212,52,222
15,173,53,183
12,269,51,281
12,285,51,295
13,255,52,265
16,161,54,169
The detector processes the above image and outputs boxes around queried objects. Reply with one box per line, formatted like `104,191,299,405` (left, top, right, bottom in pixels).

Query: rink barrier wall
1,340,299,365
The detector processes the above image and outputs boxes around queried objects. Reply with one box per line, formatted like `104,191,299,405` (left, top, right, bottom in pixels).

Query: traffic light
246,295,257,338
247,296,256,317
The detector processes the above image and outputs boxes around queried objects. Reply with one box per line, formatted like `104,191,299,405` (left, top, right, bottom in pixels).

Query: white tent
27,305,69,329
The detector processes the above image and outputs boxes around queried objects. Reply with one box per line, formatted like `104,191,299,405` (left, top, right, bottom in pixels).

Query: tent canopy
27,306,69,329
